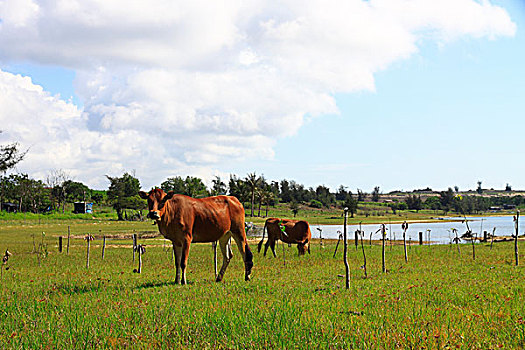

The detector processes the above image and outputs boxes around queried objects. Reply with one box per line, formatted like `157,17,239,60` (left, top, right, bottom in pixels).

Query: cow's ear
138,191,149,199
165,191,175,200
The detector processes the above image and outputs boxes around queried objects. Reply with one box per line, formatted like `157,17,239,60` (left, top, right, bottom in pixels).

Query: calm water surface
311,215,524,244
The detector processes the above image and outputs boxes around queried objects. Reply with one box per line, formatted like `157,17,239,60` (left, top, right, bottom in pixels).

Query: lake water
309,215,523,245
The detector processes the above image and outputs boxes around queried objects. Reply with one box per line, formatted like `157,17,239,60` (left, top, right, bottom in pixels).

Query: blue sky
232,0,525,192
0,0,523,192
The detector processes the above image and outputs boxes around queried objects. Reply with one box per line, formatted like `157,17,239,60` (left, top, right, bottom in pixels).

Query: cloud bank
0,0,516,188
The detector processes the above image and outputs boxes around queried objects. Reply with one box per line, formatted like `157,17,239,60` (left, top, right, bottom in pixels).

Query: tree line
1,135,523,219
2,169,524,220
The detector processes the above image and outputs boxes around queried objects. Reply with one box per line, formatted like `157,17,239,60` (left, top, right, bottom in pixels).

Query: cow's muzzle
147,211,160,220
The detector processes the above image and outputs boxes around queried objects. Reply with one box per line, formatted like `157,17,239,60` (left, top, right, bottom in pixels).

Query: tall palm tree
263,190,274,218
245,172,259,217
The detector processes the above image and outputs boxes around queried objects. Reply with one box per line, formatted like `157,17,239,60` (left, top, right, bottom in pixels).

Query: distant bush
309,199,323,208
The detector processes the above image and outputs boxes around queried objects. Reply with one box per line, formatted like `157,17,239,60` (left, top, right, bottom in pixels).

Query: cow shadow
134,280,194,290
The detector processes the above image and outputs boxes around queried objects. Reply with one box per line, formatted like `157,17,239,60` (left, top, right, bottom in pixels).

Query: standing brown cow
257,218,311,257
139,189,253,284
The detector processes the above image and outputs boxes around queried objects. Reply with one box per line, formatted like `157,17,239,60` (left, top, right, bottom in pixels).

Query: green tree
424,196,441,212
357,189,365,202
336,185,348,201
245,172,261,217
107,172,143,220
280,179,292,203
0,131,27,173
371,186,380,202
439,188,455,214
46,169,71,213
476,181,483,194
228,175,249,203
290,201,299,217
161,176,207,197
184,176,208,198
405,194,422,212
211,176,227,196
343,192,358,218
64,180,90,203
315,185,335,208
161,176,186,194
0,174,48,212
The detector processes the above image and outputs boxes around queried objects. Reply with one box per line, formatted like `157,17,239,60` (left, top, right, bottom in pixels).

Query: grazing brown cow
139,189,253,284
257,218,311,257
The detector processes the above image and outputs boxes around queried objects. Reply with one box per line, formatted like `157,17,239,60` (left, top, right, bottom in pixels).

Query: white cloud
0,0,516,188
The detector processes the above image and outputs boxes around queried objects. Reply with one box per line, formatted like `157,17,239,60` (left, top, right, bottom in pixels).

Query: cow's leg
180,236,192,285
263,239,270,257
270,240,277,257
216,233,233,282
231,231,254,281
172,243,182,284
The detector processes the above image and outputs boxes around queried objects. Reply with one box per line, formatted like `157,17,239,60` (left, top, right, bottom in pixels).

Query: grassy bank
1,202,517,228
1,220,525,348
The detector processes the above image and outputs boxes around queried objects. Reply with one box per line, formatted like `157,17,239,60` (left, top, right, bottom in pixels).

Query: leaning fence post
343,207,350,289
333,232,343,258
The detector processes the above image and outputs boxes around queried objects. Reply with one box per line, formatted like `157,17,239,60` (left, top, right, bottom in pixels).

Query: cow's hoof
215,276,223,282
245,274,251,281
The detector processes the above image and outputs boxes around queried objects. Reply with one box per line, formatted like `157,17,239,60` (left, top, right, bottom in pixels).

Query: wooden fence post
515,211,520,266
333,232,343,258
132,233,137,262
137,245,145,273
380,224,387,273
102,235,106,260
67,226,70,254
343,208,349,289
419,232,423,245
402,221,408,263
358,222,367,279
58,236,63,253
85,234,94,269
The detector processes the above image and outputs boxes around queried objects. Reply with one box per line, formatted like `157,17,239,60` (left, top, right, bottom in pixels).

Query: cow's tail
257,221,267,253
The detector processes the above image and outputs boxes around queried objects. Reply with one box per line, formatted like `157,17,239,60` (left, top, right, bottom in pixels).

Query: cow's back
190,195,245,242
265,218,311,244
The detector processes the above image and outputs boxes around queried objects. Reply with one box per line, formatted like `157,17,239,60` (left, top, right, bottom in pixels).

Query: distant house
503,204,516,210
73,202,93,214
489,206,501,211
1,202,17,212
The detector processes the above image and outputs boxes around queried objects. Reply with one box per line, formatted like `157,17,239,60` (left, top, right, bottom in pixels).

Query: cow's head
297,241,309,256
138,188,174,220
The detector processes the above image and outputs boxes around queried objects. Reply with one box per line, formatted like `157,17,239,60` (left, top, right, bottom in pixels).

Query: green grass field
2,219,525,349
